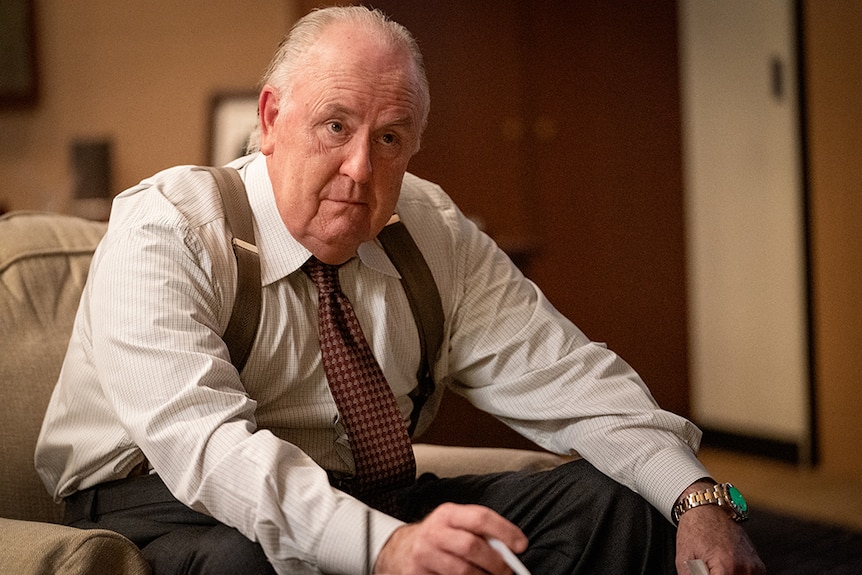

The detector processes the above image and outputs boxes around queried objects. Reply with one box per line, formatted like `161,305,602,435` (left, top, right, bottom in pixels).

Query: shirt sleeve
87,188,402,573
443,206,709,521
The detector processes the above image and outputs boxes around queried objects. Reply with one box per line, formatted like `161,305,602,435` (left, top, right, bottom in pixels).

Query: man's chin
310,228,373,264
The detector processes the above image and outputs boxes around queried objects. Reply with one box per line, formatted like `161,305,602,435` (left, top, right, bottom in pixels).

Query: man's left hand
675,502,766,574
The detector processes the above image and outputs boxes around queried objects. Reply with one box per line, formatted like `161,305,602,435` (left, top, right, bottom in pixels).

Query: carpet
744,508,862,574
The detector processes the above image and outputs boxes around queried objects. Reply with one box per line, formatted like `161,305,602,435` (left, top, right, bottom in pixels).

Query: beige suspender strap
198,166,261,373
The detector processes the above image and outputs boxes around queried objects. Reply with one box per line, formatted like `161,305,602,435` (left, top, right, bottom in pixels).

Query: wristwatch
672,483,749,524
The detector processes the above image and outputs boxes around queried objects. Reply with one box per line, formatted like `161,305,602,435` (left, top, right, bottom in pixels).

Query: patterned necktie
302,256,416,513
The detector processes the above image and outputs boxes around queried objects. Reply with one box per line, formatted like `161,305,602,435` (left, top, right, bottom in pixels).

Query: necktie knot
302,256,340,295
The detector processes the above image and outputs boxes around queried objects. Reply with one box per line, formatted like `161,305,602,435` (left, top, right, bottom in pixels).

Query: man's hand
675,483,766,575
374,503,527,575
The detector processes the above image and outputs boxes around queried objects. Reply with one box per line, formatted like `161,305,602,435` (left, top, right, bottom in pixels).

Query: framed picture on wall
0,0,38,107
208,91,259,166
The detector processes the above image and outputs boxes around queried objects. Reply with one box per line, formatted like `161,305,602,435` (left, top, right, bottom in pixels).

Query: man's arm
403,177,764,573
439,200,708,515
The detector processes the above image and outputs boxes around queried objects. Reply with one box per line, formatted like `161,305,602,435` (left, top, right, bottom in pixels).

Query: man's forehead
298,50,421,120
290,21,425,133
308,21,395,63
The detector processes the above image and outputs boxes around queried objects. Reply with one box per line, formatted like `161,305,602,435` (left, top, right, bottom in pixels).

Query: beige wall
0,1,295,213
804,2,862,476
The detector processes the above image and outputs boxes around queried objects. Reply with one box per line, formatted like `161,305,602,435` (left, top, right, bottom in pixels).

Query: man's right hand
374,503,528,574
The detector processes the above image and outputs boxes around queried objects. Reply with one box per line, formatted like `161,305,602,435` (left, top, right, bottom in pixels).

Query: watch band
672,483,749,524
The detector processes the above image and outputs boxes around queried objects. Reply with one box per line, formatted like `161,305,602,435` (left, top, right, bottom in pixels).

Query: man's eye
380,133,397,145
328,122,343,134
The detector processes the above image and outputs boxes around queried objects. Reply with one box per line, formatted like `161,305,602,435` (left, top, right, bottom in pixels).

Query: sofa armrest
0,518,150,575
413,443,573,478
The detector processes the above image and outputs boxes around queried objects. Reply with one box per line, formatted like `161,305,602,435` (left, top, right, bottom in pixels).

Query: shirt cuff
637,446,711,523
316,496,405,575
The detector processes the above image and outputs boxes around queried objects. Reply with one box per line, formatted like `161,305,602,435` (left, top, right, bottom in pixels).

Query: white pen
486,537,532,575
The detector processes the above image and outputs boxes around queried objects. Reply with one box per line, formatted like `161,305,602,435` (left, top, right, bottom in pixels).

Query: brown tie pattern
302,256,416,513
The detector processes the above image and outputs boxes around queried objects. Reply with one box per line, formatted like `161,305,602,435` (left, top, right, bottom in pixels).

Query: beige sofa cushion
0,212,107,522
0,518,150,575
414,443,571,478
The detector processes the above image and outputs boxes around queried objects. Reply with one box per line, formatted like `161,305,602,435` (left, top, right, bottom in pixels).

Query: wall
0,1,294,213
804,2,862,476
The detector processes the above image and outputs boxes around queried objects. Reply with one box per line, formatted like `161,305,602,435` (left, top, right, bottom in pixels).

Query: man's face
259,23,424,264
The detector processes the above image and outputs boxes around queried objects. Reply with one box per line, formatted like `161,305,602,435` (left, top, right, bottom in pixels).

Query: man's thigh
141,522,275,575
402,458,677,575
66,476,276,575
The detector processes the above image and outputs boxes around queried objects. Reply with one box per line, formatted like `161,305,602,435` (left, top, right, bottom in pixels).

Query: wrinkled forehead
293,23,425,120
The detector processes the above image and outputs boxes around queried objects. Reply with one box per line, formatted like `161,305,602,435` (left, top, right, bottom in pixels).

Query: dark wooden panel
523,1,690,417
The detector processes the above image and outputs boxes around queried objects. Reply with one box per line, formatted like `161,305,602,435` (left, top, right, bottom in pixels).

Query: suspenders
204,167,261,372
200,166,443,435
377,215,443,435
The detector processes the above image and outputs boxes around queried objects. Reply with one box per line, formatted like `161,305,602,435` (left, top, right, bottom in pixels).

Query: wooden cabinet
298,1,688,448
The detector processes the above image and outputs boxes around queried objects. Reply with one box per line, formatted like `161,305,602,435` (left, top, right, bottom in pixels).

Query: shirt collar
243,153,400,285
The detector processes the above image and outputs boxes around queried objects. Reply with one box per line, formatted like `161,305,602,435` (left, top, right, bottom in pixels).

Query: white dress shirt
36,153,708,574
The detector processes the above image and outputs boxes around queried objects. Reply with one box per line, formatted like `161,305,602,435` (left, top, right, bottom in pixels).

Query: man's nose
341,137,372,183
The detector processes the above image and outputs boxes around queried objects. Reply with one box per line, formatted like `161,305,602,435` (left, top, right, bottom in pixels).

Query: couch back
0,212,107,522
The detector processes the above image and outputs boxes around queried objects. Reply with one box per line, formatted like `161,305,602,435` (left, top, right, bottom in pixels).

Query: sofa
0,210,565,574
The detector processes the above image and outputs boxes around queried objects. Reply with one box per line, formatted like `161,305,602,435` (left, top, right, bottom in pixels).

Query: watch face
727,484,748,515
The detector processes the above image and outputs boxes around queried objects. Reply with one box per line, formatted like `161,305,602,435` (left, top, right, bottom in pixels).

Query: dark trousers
401,460,677,574
64,460,676,574
64,473,276,575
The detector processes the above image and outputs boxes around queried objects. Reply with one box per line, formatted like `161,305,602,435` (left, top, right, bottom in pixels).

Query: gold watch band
672,483,749,524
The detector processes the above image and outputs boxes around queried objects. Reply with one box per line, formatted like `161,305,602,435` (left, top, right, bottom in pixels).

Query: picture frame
207,91,259,166
0,0,38,107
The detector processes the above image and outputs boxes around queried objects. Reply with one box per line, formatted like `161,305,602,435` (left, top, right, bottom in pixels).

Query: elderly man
36,5,763,575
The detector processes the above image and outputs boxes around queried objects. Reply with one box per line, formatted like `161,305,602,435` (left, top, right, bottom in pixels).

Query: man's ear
258,85,280,155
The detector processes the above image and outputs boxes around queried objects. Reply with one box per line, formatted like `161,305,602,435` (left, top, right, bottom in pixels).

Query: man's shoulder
119,156,257,231
115,165,227,229
397,172,460,222
102,165,238,271
393,173,470,275
400,172,449,202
